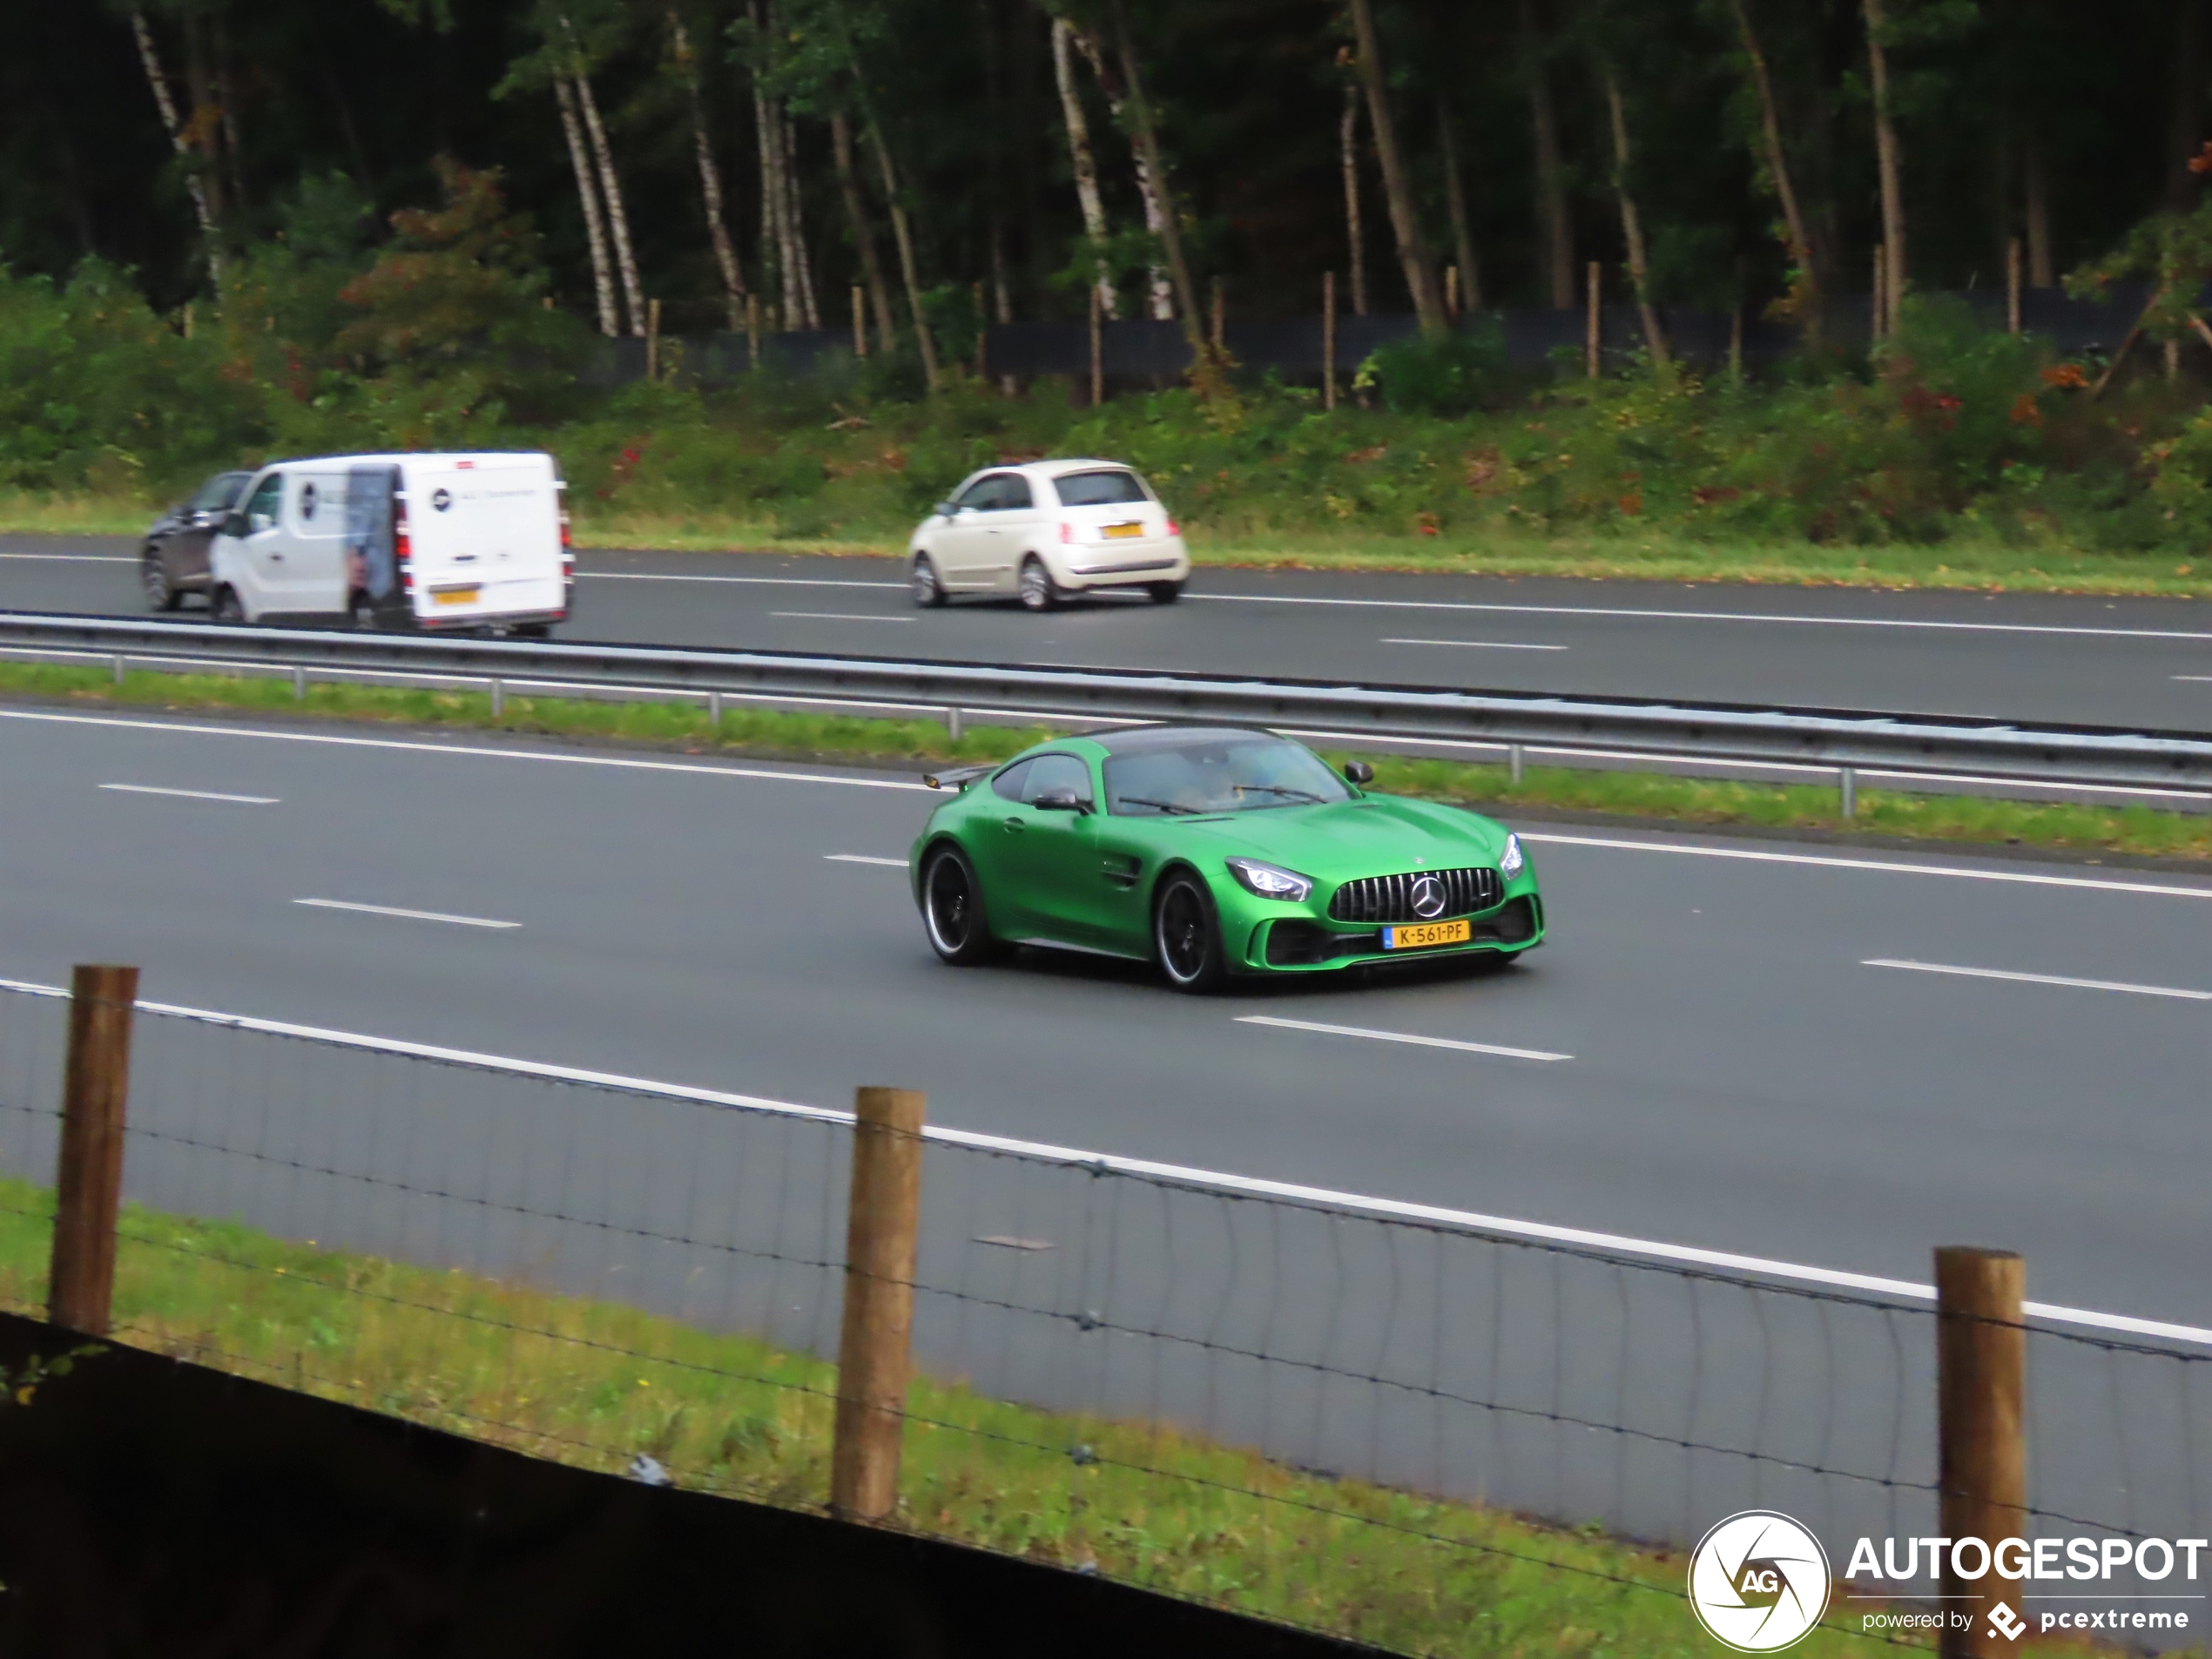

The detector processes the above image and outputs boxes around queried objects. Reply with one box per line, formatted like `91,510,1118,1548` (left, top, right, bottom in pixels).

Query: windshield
1053,469,1150,507
189,472,247,512
1103,731,1353,816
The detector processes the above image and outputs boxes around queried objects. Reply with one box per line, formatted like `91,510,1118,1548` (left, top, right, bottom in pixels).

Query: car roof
971,458,1138,479
248,451,554,471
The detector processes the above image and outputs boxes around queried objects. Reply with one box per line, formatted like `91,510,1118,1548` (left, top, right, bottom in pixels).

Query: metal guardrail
3,610,2211,795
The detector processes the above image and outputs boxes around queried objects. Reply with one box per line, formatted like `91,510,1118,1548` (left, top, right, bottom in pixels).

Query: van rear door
401,455,563,626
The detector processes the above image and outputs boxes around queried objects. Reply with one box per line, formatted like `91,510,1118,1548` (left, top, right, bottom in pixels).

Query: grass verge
5,658,2208,865
0,1177,1949,1656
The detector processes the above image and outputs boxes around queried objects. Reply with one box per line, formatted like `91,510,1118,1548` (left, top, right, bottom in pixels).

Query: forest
6,1,2212,582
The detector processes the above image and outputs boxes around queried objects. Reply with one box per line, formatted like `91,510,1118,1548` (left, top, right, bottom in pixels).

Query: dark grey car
142,470,251,610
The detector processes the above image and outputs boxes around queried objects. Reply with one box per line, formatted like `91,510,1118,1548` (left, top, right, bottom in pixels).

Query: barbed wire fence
2,969,2208,1654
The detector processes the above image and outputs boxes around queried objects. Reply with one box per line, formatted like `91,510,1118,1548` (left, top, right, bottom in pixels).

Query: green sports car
907,725,1543,991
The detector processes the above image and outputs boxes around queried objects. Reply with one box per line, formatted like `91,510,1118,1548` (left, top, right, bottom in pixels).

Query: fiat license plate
1103,521,1144,538
1382,918,1472,950
432,585,482,605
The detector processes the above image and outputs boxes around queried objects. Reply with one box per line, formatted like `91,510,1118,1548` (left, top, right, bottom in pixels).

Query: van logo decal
299,481,318,521
431,488,453,512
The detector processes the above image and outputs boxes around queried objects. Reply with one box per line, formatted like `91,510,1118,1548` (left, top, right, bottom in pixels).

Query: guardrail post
293,665,307,701
1936,1247,2027,1658
48,965,138,1336
489,677,504,719
111,654,125,686
1838,765,1858,819
945,707,964,742
708,690,723,727
831,1086,926,1523
1508,743,1525,786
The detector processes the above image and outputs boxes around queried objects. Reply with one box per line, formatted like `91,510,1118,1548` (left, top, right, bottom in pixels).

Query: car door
286,470,350,614
933,474,1003,584
995,752,1115,948
977,471,1040,590
165,471,247,592
233,470,287,612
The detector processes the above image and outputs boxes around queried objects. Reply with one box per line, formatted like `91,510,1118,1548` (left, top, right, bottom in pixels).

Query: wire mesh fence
2,975,2208,1652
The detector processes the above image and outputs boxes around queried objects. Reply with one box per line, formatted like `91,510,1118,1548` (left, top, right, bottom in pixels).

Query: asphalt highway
9,534,2212,728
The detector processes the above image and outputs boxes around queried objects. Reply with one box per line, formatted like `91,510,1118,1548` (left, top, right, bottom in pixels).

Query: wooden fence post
1089,285,1103,408
831,1086,926,1522
48,965,138,1336
1936,1246,2027,1658
746,293,761,373
1871,245,1887,345
2006,238,2023,337
1323,270,1338,411
1585,260,1602,379
1210,276,1225,354
645,297,662,382
853,285,868,357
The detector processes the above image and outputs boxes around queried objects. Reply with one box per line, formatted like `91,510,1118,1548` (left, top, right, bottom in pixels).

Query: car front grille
1327,866,1501,924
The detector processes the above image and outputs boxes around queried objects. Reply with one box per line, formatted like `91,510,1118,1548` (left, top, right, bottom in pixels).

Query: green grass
6,658,2208,864
0,1176,1961,1656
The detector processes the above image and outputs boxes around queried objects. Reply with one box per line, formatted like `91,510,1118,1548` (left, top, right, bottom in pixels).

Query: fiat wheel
142,552,179,612
1146,580,1184,604
1154,873,1225,993
912,554,948,609
1018,556,1060,612
922,846,1005,965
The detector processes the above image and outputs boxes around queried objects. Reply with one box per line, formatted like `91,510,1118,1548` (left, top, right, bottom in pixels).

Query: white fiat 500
907,459,1190,610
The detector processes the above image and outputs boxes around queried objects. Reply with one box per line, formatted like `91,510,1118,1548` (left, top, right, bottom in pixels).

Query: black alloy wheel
922,846,1005,965
142,551,179,612
912,555,948,608
1146,581,1184,604
210,586,246,624
1018,556,1060,612
1154,873,1226,993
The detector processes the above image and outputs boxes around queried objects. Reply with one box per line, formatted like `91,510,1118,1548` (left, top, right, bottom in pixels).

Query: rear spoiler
921,764,994,791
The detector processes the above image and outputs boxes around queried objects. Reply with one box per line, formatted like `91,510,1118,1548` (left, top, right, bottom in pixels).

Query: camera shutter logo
299,481,318,522
1687,1511,1831,1652
432,487,453,512
1409,874,1447,919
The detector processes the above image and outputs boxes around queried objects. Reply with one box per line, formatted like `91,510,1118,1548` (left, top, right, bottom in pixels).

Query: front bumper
1220,882,1546,974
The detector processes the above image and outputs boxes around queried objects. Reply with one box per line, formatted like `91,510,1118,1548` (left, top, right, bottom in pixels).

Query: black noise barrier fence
1,974,2208,1654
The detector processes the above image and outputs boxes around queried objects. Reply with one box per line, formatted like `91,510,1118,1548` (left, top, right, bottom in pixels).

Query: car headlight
1224,857,1313,902
1499,833,1525,880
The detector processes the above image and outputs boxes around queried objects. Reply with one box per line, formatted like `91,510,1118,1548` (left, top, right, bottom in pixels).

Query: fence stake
1508,743,1525,786
1838,765,1857,819
853,285,867,358
646,297,662,381
1089,285,1103,408
1210,276,1225,354
2006,238,2023,337
1322,271,1338,411
974,281,988,381
945,706,964,742
832,1086,927,1522
48,964,138,1337
746,293,760,373
1871,245,1887,345
1445,263,1459,319
489,677,504,719
1936,1247,2027,1657
1585,261,1602,379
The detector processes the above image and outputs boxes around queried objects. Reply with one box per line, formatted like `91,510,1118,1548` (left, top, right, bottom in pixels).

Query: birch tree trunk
1051,19,1118,320
180,10,224,222
573,64,646,336
130,9,224,302
860,112,941,388
1067,27,1172,319
670,11,747,331
1520,0,1574,310
833,110,900,351
784,114,821,329
1863,0,1905,338
1339,85,1369,314
1602,69,1670,374
1109,0,1200,347
1348,0,1445,335
1729,0,1822,341
749,29,787,329
1437,92,1480,312
555,76,620,337
2024,133,2054,287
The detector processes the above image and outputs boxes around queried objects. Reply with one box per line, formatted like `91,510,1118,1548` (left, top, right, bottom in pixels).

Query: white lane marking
295,898,521,929
102,783,278,804
1522,830,2212,900
0,552,135,563
826,853,907,867
579,571,902,589
1865,958,2212,1001
769,610,915,623
295,897,520,929
0,708,931,791
1198,590,2212,642
1379,637,1568,651
2177,675,2212,682
1237,1014,1572,1062
0,970,2195,1347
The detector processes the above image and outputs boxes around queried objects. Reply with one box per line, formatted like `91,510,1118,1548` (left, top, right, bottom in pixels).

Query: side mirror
1030,787,1090,814
934,501,959,518
219,511,247,538
1344,760,1375,786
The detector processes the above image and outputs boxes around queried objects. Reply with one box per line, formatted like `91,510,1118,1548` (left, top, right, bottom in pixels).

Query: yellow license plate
1382,918,1472,951
432,586,482,605
1103,521,1144,539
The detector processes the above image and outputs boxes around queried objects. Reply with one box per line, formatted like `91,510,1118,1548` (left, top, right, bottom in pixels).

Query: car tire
921,845,1007,966
210,586,246,624
911,554,948,609
1146,580,1184,605
1154,871,1227,993
347,591,379,631
1018,556,1061,612
142,551,180,613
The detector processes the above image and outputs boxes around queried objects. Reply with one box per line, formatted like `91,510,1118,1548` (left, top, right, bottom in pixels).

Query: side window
989,759,1034,801
997,474,1035,510
1022,753,1093,805
954,475,1001,512
243,474,284,534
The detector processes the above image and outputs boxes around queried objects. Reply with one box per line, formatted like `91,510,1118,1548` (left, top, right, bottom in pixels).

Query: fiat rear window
1052,469,1150,507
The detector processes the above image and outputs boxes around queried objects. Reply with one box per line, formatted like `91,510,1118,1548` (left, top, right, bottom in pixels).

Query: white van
209,452,572,634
